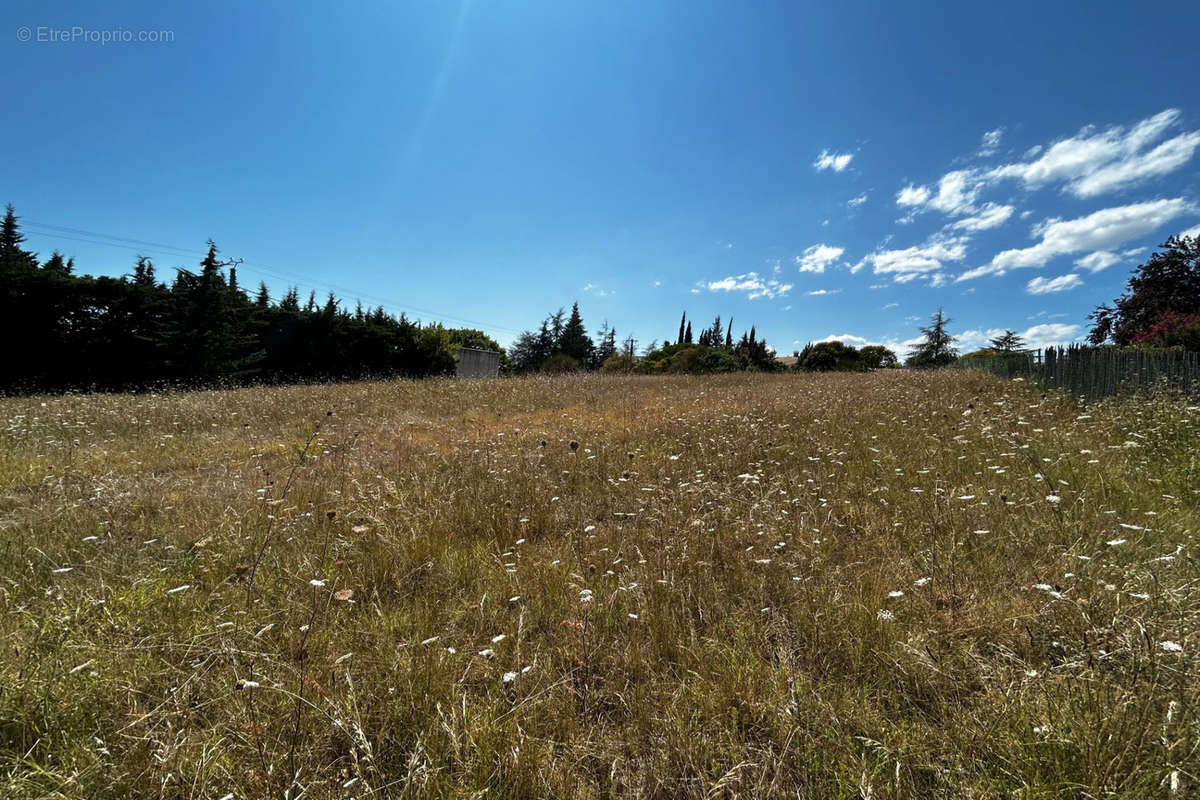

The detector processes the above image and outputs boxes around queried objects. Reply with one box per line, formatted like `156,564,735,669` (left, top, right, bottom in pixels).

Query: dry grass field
1,371,1197,798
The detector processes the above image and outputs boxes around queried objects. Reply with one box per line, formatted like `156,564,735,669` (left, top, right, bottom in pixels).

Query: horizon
5,1,1200,354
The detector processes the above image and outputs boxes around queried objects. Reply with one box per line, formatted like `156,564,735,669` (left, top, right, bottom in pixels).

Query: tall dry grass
0,371,1196,798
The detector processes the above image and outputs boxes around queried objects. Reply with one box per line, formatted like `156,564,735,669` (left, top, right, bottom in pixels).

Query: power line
22,220,526,336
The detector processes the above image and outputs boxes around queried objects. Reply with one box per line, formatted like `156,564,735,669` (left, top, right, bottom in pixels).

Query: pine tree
0,203,38,274
42,251,70,275
906,309,958,368
280,287,301,312
989,330,1025,352
725,318,733,349
677,312,687,345
684,321,693,344
133,256,157,285
593,320,617,367
558,302,594,364
549,308,566,349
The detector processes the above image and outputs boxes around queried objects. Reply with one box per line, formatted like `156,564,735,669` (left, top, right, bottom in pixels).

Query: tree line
507,308,781,374
6,196,1193,393
0,205,501,392
803,234,1199,373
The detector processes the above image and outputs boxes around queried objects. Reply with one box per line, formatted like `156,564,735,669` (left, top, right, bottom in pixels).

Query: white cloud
988,109,1200,198
813,149,854,172
806,288,842,296
847,193,868,209
949,202,1015,232
582,283,614,297
1180,223,1200,240
928,170,985,215
896,184,930,207
958,198,1194,281
882,302,899,309
651,279,663,287
1022,323,1082,348
854,235,969,283
894,170,987,218
1026,274,1083,295
979,128,1004,156
795,244,845,273
705,272,793,299
1075,251,1122,272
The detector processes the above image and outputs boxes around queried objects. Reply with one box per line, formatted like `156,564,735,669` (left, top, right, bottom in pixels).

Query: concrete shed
456,347,501,379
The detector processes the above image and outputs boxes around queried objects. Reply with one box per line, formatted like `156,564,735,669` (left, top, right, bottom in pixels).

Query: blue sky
5,1,1200,354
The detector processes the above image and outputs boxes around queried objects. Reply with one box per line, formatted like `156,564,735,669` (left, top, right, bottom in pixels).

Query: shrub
795,340,864,372
539,354,581,374
1131,310,1200,350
